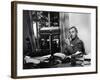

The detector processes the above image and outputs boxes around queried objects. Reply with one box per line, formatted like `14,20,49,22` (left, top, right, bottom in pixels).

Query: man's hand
72,51,82,56
65,38,70,45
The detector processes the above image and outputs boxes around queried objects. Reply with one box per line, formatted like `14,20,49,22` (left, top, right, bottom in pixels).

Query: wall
0,0,99,80
60,13,69,52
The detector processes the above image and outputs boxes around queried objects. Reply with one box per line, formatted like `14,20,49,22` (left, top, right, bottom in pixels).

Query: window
32,11,60,56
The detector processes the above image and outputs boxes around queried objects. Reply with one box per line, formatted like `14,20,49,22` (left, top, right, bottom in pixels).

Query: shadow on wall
69,13,91,54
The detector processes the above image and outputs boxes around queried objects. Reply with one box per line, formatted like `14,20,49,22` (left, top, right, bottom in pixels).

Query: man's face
69,28,77,39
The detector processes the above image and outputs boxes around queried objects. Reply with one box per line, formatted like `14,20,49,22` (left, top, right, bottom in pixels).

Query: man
54,26,85,66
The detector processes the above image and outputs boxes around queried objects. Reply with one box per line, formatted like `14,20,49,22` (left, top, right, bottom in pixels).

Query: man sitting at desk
54,26,86,66
24,26,86,67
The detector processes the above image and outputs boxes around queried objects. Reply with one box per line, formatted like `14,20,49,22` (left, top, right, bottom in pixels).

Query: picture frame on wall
11,1,98,78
